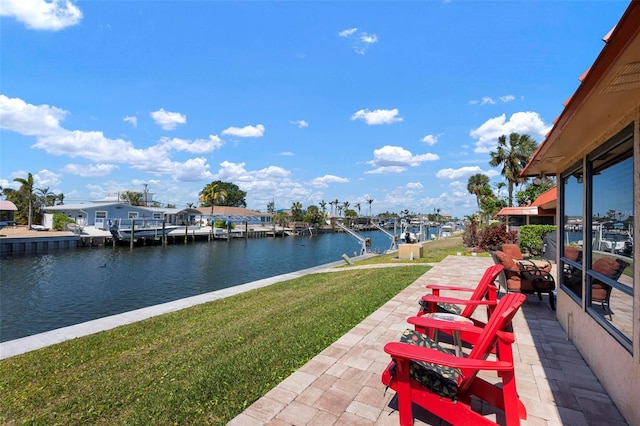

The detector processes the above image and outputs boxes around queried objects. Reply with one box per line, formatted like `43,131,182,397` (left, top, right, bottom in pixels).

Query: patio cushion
592,257,621,278
591,283,608,301
394,328,462,400
565,246,580,261
494,250,519,271
501,244,523,260
418,300,463,316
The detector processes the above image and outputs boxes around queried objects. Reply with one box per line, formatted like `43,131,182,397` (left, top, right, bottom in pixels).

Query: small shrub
462,221,479,248
52,213,75,231
519,224,556,256
213,220,235,229
477,223,518,251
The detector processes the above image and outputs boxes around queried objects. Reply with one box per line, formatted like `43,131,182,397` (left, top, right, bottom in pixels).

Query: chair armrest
420,295,497,307
425,284,475,292
407,315,482,334
384,342,513,371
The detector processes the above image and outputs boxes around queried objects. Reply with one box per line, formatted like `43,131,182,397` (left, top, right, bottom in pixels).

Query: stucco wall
557,291,639,425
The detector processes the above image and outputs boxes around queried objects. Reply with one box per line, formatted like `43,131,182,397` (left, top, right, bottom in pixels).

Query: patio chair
489,249,556,310
591,257,630,320
382,292,527,426
416,264,503,345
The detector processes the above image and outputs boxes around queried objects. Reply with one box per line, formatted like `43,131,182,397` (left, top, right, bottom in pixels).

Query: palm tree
13,172,35,227
342,201,350,216
489,133,538,207
199,182,228,214
37,187,56,207
467,174,491,212
367,198,374,217
291,201,303,221
319,200,327,214
354,202,361,216
121,191,144,206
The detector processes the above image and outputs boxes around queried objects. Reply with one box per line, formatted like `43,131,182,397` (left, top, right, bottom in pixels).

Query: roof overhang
0,200,18,211
523,2,640,177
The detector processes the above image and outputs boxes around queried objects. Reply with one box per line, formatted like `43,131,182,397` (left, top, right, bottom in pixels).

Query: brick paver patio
229,255,627,425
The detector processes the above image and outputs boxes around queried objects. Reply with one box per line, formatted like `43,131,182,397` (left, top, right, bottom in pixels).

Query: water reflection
1,230,428,341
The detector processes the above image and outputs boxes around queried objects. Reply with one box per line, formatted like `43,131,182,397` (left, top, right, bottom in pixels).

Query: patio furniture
382,292,527,426
489,249,556,310
416,264,503,346
591,257,630,320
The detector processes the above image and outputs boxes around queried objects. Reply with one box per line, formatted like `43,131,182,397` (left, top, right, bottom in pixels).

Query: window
586,131,634,346
560,165,584,301
562,124,635,351
128,212,138,219
153,213,162,220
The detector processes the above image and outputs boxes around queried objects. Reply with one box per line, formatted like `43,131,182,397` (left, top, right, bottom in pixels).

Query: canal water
0,229,433,342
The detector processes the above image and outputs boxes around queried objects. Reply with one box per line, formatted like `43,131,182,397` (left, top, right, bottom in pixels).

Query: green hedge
519,224,556,256
52,213,75,231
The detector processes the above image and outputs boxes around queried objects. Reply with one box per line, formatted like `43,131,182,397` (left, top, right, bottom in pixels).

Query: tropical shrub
213,220,235,229
519,224,556,256
52,213,75,231
476,223,518,251
462,221,479,248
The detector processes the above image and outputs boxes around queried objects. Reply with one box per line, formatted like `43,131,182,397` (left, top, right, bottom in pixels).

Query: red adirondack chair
382,292,527,426
416,264,504,345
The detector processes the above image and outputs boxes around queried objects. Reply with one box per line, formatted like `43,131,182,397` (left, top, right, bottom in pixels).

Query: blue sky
0,0,630,217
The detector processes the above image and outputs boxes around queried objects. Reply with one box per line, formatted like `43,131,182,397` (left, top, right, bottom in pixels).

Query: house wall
555,116,639,425
49,204,159,227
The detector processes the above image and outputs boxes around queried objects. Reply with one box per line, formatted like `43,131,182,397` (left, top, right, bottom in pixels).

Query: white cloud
221,124,265,138
338,28,358,37
351,108,402,125
173,158,213,182
280,151,294,156
421,134,439,145
470,112,551,154
338,27,378,55
470,94,517,106
290,120,308,128
365,145,439,174
10,169,61,189
0,0,82,31
0,94,67,136
406,182,423,190
309,174,349,188
436,166,500,180
1,95,216,182
157,135,223,154
360,33,378,44
150,108,186,130
123,115,137,127
62,163,118,177
214,161,318,209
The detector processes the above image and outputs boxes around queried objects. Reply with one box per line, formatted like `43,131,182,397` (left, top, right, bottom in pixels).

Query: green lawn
0,265,430,425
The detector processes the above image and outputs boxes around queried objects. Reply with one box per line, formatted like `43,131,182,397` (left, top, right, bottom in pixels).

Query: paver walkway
229,256,627,425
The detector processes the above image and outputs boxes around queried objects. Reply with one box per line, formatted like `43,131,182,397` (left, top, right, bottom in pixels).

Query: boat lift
336,223,369,256
371,222,398,252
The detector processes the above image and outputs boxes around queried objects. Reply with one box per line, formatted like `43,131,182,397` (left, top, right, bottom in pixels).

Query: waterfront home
521,2,639,423
44,202,165,229
0,200,18,227
193,206,271,226
495,186,556,232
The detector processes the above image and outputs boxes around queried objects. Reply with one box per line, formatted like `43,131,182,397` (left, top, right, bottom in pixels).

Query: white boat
110,223,178,241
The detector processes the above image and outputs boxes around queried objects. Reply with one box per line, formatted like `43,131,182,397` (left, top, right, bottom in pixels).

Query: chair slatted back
458,292,526,392
458,264,503,318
